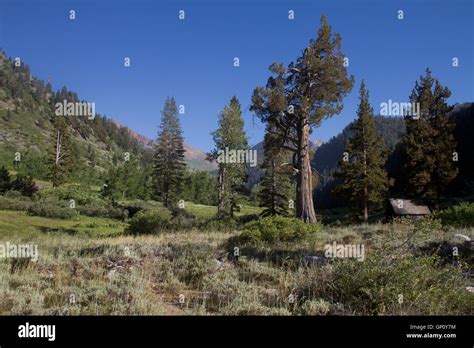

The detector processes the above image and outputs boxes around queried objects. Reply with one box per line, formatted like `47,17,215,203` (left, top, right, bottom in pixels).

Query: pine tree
208,96,248,218
334,81,392,223
0,166,11,193
152,97,186,209
11,173,37,196
403,68,458,204
251,16,354,223
48,116,72,187
259,125,292,216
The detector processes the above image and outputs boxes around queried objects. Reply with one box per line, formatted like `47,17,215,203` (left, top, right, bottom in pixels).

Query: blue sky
1,0,473,151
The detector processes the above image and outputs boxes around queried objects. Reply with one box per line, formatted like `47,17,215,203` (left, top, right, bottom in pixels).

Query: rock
304,255,328,267
213,259,223,270
106,269,116,279
453,234,472,243
265,288,278,296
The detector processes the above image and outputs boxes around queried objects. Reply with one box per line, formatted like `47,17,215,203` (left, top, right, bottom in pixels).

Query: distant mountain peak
111,119,216,171
111,119,153,147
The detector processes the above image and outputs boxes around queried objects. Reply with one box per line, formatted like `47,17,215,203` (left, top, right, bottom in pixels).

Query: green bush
125,208,171,235
0,166,11,193
4,190,23,199
435,202,474,227
27,198,78,219
76,203,126,220
10,174,37,196
0,194,32,211
38,185,104,206
169,214,197,230
325,252,473,315
238,215,322,245
199,217,238,232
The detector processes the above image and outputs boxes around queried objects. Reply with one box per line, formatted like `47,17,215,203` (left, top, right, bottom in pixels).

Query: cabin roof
388,198,431,215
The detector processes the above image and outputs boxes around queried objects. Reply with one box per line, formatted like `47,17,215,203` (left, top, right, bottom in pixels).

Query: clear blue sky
1,0,473,151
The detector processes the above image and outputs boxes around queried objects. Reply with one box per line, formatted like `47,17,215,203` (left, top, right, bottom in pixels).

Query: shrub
125,208,171,235
299,299,331,315
435,202,474,227
199,217,238,232
38,185,104,206
76,203,126,220
238,215,322,245
10,174,37,196
326,252,473,315
169,208,197,230
27,198,77,219
4,190,23,199
202,270,262,312
165,243,215,287
0,166,11,193
0,194,32,211
220,302,291,316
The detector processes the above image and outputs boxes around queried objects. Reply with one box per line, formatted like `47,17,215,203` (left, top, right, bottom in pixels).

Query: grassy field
0,206,472,316
0,210,125,240
185,202,262,219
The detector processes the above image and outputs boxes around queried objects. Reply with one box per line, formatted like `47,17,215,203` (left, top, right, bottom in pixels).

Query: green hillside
0,51,148,185
0,51,215,188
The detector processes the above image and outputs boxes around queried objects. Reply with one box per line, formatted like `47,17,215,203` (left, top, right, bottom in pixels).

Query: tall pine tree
251,16,354,222
334,81,392,223
259,124,293,216
152,97,186,208
403,68,458,204
208,96,248,218
48,116,72,187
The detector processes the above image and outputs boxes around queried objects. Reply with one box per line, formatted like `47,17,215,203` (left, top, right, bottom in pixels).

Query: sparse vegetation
0,207,471,316
436,202,474,227
0,9,473,320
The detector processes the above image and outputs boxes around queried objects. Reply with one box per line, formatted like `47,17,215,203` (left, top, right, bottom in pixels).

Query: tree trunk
296,121,317,223
217,166,225,219
363,148,368,224
55,131,61,165
271,160,276,216
363,187,368,224
53,130,62,188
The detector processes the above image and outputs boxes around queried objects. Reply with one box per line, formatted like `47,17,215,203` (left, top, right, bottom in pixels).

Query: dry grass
0,210,472,315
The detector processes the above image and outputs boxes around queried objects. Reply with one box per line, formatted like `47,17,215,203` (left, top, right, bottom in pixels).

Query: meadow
0,193,472,316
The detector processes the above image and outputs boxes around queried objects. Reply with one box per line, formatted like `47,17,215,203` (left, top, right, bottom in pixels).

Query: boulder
453,234,472,243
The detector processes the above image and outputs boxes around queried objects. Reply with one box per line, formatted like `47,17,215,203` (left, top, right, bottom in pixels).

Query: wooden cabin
386,198,431,220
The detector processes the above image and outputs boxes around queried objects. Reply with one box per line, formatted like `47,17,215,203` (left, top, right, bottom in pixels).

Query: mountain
312,104,474,208
313,116,406,174
312,116,406,208
0,51,215,183
111,119,216,171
